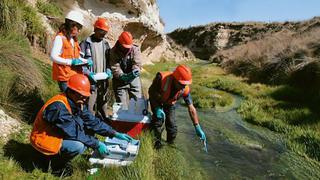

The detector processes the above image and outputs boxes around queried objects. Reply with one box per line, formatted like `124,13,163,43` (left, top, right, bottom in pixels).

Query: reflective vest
160,72,190,105
30,94,72,155
52,32,81,81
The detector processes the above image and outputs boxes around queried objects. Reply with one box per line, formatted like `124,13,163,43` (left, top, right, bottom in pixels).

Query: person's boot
154,140,162,150
166,135,176,145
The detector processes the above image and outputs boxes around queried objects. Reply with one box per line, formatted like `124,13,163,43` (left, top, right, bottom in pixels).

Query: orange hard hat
94,17,109,32
172,65,192,85
118,31,133,48
67,74,91,97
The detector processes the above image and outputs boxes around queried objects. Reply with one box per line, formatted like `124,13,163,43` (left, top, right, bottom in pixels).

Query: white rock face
53,0,193,63
215,27,231,50
0,109,21,142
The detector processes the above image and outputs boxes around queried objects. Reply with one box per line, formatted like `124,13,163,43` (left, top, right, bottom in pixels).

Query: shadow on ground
3,140,50,172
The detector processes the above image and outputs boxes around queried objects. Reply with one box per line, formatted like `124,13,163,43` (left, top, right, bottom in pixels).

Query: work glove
155,107,165,121
71,58,84,66
119,72,135,82
88,72,96,82
132,69,140,77
86,58,93,67
114,132,134,142
105,68,112,79
97,141,109,156
194,124,206,141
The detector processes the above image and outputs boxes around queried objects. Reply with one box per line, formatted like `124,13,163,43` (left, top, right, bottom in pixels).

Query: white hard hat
65,10,84,26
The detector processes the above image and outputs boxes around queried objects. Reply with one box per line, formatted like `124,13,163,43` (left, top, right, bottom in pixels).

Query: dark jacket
43,97,116,149
109,42,142,79
148,72,193,110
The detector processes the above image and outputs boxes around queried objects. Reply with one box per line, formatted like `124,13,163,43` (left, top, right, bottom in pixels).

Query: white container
93,72,108,81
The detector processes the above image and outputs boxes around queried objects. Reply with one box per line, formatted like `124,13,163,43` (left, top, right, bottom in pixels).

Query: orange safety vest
30,93,72,155
52,32,81,81
160,72,190,105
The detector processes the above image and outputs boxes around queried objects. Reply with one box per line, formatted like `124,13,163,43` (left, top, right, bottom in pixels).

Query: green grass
202,69,320,161
0,0,45,35
36,0,63,18
0,0,23,33
0,130,203,179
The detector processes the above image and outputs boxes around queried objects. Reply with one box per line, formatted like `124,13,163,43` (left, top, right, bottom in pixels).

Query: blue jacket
43,97,115,149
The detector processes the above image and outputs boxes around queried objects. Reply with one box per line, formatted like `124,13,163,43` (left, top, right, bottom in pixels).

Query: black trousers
151,105,177,144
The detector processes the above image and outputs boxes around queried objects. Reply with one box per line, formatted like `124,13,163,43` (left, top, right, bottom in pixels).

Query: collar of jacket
66,96,82,115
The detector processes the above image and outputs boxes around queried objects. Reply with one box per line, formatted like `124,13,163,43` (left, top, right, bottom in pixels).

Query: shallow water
172,94,320,179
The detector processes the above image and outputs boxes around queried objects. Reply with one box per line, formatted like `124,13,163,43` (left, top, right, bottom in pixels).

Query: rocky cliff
45,0,194,63
169,17,320,60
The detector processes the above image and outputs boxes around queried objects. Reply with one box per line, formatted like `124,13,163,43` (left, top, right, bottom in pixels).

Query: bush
36,0,63,18
218,28,320,84
0,33,45,121
0,0,23,32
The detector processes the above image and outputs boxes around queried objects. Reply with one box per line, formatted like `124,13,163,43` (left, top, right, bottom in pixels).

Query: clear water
172,94,320,179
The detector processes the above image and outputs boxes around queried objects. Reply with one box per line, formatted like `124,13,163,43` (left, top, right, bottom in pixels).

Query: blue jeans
58,81,68,92
49,140,86,169
59,140,87,160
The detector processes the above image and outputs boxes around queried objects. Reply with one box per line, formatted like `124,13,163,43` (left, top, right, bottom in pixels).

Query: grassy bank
200,67,320,161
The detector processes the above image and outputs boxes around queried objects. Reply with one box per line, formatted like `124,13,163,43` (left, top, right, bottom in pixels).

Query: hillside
1,0,320,179
169,17,320,86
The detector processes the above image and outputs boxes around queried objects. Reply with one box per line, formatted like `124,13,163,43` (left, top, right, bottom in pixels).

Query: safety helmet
94,17,109,32
172,65,192,85
118,31,133,48
67,74,91,97
65,10,84,26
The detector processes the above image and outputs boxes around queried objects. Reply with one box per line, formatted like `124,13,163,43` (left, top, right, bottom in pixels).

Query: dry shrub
0,33,43,121
0,33,42,90
216,27,320,84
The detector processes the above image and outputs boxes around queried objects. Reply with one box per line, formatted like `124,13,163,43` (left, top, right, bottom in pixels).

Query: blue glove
105,68,112,79
132,69,140,77
119,73,135,82
88,72,96,82
195,124,206,141
155,107,165,121
114,132,134,142
71,58,83,66
86,58,93,67
97,141,109,156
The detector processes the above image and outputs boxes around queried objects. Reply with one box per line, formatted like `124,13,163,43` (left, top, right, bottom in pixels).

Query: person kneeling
30,74,134,173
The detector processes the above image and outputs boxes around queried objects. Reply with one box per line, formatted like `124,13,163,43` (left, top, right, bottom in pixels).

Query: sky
157,0,320,32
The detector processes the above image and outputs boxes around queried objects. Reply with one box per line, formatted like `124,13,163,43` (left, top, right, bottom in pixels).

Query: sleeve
79,40,87,58
109,49,124,78
43,102,99,149
50,35,72,66
183,93,193,105
132,46,142,70
105,42,111,69
80,105,117,137
148,73,163,111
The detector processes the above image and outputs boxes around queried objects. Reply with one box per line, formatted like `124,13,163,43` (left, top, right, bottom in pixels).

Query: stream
173,94,320,179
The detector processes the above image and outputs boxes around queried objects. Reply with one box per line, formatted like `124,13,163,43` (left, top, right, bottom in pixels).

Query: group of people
29,10,206,171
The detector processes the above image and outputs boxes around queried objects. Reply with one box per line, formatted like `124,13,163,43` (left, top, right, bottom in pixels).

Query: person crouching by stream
30,74,135,175
148,65,206,149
